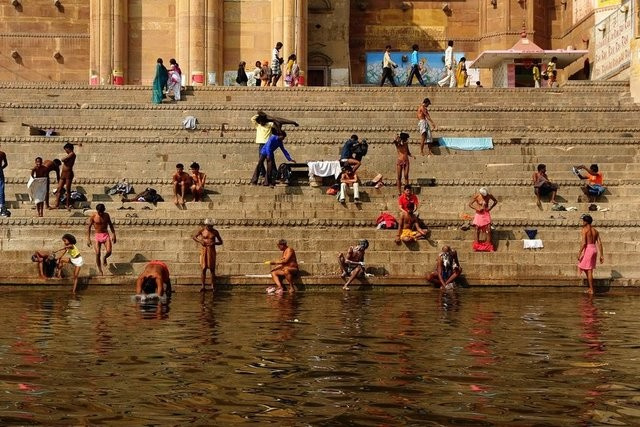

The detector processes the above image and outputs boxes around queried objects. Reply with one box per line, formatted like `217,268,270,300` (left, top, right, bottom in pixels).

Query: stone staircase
0,81,637,289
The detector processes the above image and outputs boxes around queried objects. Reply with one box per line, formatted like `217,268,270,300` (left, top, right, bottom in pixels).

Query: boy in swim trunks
192,218,223,292
54,233,83,293
577,214,604,295
136,260,172,297
86,203,116,275
394,132,413,195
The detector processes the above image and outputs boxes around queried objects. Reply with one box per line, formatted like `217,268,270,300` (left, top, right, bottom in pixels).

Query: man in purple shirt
251,129,295,187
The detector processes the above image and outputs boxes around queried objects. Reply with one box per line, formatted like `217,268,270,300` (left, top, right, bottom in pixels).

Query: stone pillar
113,0,127,85
272,0,307,84
205,0,223,85
189,0,206,85
176,0,191,85
295,0,308,83
90,0,127,85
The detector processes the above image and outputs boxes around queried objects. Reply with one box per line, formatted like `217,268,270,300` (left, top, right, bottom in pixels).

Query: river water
1,288,639,426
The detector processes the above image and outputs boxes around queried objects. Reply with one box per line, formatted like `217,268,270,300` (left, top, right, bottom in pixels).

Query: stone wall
0,0,89,82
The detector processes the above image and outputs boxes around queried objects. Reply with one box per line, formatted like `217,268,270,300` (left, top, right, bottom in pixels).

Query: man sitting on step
338,165,360,204
573,164,605,203
426,246,462,290
532,163,559,207
396,202,428,244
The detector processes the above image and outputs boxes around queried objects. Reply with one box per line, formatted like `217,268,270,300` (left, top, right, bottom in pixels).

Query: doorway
307,66,329,86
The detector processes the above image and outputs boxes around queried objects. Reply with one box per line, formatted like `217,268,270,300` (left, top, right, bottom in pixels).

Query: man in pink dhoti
577,214,604,295
469,187,498,248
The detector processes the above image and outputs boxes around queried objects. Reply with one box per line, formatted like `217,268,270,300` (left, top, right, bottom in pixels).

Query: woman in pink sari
469,187,498,247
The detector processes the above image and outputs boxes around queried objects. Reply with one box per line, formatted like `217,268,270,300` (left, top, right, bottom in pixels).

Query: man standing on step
0,147,8,217
438,40,456,88
250,111,299,185
406,44,426,87
87,203,116,275
417,98,437,156
51,143,76,211
577,214,604,295
192,218,223,292
43,158,61,209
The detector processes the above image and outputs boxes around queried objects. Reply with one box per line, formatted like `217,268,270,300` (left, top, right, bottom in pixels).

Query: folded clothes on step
308,161,342,179
523,239,544,249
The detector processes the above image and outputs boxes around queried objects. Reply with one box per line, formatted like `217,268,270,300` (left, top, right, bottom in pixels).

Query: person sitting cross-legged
395,202,428,244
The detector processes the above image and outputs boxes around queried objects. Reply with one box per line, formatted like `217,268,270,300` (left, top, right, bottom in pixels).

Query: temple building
0,0,638,90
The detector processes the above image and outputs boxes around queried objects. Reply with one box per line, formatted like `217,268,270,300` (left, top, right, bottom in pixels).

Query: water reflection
0,290,639,425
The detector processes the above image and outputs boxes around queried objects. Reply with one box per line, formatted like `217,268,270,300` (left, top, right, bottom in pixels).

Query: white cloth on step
307,161,341,179
523,239,544,249
27,176,48,204
182,116,197,129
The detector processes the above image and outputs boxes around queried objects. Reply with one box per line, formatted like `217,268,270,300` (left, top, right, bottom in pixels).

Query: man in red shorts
86,203,116,275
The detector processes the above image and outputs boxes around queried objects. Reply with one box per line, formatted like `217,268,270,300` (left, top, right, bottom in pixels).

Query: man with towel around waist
87,203,116,275
192,218,223,292
30,157,49,217
577,214,604,295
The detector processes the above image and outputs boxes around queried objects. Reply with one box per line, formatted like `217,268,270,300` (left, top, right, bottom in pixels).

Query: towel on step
308,161,342,179
523,239,544,249
27,176,48,204
438,137,493,150
182,116,198,130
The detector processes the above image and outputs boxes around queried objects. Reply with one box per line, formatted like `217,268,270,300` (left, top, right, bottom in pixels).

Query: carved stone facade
0,0,627,86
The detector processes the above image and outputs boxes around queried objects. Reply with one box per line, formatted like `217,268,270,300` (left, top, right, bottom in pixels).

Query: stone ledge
5,102,640,112
3,135,640,146
0,218,638,228
0,275,628,288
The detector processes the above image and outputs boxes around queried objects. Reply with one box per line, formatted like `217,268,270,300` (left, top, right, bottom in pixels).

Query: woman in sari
152,58,168,104
455,57,467,88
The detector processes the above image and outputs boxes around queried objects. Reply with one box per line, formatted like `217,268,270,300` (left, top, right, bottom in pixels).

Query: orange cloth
588,172,603,185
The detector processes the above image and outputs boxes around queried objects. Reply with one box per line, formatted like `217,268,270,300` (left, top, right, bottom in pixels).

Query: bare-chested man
189,162,207,202
267,239,298,294
86,203,116,275
42,159,61,208
192,218,223,291
394,132,413,195
417,98,437,156
136,260,172,297
30,157,49,217
426,246,462,290
338,239,368,290
577,214,604,295
172,163,192,206
51,143,76,210
396,202,428,244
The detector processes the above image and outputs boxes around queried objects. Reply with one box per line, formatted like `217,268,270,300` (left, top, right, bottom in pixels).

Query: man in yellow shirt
250,111,299,185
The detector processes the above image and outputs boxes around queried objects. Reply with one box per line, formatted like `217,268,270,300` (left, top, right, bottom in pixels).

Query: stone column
90,0,127,85
294,0,308,83
176,0,191,85
205,0,223,85
113,0,127,85
189,0,206,85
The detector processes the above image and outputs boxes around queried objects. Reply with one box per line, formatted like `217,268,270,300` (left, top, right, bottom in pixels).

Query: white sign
593,1,634,79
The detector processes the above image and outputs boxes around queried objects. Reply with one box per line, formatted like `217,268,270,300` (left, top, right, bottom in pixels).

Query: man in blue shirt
251,129,295,187
340,134,364,173
406,44,426,87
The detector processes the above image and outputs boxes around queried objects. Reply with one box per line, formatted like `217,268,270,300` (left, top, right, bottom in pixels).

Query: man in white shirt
438,40,456,88
380,45,398,87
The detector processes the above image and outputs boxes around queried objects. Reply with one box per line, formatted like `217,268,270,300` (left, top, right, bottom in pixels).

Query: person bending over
136,261,172,297
338,239,369,290
426,246,462,289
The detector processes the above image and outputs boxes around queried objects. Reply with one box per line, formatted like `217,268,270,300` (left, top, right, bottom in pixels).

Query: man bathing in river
578,214,604,295
426,246,462,290
266,239,298,294
338,239,368,290
136,261,172,297
87,203,116,275
192,218,223,291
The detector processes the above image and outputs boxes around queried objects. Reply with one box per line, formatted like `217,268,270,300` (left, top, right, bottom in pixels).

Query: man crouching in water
266,239,298,294
136,261,172,297
426,246,462,290
338,239,368,290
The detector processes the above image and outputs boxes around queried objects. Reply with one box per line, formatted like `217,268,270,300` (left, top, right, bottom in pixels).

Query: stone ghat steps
0,81,632,106
5,105,639,130
2,135,640,152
